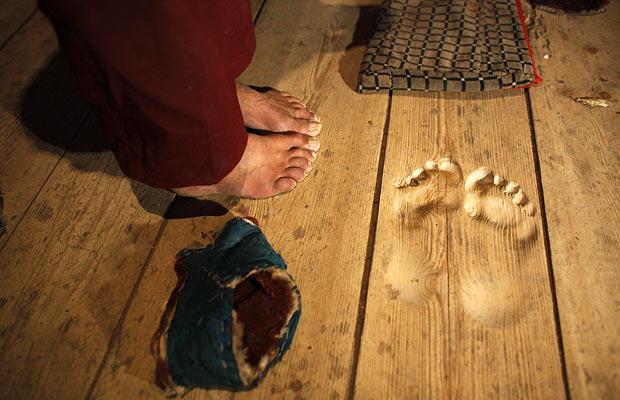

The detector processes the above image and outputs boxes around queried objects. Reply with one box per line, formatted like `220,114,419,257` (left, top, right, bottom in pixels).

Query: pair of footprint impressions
389,158,539,324
393,157,537,242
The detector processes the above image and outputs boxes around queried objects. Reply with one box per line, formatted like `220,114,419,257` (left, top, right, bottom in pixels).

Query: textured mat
358,0,541,92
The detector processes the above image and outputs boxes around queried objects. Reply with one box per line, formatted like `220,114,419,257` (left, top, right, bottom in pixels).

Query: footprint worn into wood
463,167,537,242
393,157,463,224
152,218,301,396
387,157,462,304
389,158,539,313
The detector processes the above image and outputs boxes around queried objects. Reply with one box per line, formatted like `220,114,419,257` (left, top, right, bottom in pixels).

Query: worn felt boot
153,217,301,396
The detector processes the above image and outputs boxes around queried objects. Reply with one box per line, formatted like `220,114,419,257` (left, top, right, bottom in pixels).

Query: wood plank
0,0,36,48
89,0,389,399
355,93,451,400
445,93,565,398
528,4,620,399
0,112,173,400
355,91,566,398
0,11,90,248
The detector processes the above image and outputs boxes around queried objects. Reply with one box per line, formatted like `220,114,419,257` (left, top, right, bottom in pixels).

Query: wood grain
446,92,564,399
354,90,566,399
528,4,620,399
0,0,36,48
0,114,173,399
355,92,451,400
90,1,388,399
0,11,90,248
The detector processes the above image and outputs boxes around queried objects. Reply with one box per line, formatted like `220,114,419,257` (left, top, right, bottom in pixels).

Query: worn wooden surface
529,3,620,399
445,93,565,398
0,0,36,48
0,0,618,399
354,91,566,399
0,113,173,399
0,11,89,249
0,7,173,400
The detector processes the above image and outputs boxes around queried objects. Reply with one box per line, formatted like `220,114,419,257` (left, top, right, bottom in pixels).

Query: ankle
170,184,220,198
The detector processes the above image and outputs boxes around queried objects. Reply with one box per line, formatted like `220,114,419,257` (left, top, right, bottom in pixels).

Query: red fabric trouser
39,0,255,188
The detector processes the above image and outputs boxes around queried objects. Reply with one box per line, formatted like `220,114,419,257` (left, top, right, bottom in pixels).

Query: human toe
289,147,317,161
283,167,306,183
279,132,311,149
273,177,297,194
290,119,322,136
288,157,313,172
291,107,316,120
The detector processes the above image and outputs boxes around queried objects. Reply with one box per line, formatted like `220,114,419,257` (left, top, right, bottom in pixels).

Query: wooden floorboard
528,4,620,399
90,1,388,399
0,113,173,399
0,0,36,49
0,8,175,400
0,11,90,249
354,91,567,399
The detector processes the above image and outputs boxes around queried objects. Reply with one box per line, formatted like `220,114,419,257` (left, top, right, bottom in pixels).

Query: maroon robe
39,0,255,188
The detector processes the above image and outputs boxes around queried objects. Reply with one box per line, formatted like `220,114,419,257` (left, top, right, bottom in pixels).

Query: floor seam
0,9,37,53
0,111,91,255
83,211,172,400
524,88,572,400
446,146,452,399
253,0,268,24
346,90,393,400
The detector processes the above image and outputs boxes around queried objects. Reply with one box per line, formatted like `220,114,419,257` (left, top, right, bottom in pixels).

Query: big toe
273,177,297,194
283,167,307,183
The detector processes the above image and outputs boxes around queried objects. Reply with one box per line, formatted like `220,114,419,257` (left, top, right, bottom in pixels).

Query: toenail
310,151,317,160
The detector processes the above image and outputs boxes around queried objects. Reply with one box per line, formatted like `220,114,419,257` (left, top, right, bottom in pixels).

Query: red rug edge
515,0,544,89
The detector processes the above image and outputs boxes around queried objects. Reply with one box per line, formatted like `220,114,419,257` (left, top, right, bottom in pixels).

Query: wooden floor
1,0,618,399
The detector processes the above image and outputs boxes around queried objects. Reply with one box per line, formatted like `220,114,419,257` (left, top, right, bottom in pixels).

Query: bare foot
236,83,322,135
171,132,320,199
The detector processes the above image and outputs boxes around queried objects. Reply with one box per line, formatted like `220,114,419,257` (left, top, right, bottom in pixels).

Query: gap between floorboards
346,90,393,400
0,8,37,52
524,88,572,400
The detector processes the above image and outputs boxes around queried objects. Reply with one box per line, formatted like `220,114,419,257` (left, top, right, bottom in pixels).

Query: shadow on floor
19,53,107,154
166,197,233,219
338,5,381,91
18,53,179,216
